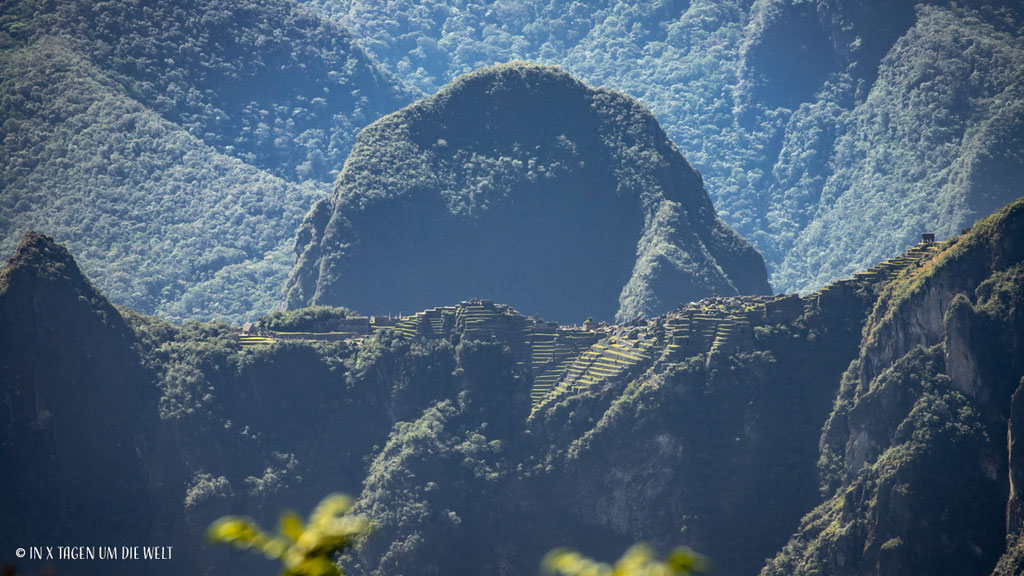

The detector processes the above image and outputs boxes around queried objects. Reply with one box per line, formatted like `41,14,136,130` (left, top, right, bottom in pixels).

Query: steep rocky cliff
0,233,449,575
345,198,1024,576
765,197,1024,576
283,63,770,323
0,233,170,568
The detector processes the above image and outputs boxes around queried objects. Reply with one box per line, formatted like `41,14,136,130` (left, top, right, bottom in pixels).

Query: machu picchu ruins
240,235,953,413
814,235,945,305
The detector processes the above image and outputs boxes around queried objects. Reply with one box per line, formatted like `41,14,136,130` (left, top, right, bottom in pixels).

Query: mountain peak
2,231,88,289
285,65,770,322
0,231,128,336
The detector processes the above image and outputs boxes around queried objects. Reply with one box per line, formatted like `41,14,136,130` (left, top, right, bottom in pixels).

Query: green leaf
279,510,305,543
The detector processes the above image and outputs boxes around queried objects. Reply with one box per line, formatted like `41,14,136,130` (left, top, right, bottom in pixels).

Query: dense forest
0,0,409,321
4,195,1024,575
0,38,321,319
309,0,1024,292
3,0,411,182
2,0,1021,322
284,63,770,323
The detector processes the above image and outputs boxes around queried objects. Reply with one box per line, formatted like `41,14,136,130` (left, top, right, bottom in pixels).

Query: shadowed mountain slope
4,195,1024,576
284,63,770,323
308,0,1024,295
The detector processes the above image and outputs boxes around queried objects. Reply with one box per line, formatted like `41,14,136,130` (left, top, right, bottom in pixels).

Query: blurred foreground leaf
207,493,370,576
543,543,709,576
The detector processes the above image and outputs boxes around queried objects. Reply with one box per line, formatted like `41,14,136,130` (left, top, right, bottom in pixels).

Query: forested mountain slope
0,232,451,575
0,0,411,321
764,2,1024,292
0,39,320,320
5,0,1020,321
764,197,1024,576
344,197,1024,576
308,0,1024,293
2,0,412,183
284,63,770,323
5,195,1024,576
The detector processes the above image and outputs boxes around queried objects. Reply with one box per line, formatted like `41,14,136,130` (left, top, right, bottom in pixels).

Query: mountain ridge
0,0,414,323
6,194,1022,575
0,37,323,321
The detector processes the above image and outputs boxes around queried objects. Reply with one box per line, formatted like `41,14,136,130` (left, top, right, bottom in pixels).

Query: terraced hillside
814,236,947,304
350,233,965,576
242,236,948,414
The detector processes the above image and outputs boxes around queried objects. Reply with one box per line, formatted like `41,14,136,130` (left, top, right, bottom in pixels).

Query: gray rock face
767,198,1024,576
283,63,770,323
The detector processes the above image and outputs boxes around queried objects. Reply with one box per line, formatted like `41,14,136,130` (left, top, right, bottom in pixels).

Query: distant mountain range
3,0,1022,324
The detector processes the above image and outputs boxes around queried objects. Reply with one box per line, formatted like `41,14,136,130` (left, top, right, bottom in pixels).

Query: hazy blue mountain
3,0,413,183
767,4,1024,291
0,38,321,321
0,0,412,321
308,0,1024,293
284,63,770,323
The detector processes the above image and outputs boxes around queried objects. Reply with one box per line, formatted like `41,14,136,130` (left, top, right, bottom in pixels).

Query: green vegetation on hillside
0,0,412,322
773,5,1024,291
766,196,1024,575
260,306,355,332
0,39,322,321
3,0,412,183
285,63,769,323
308,0,1024,293
5,194,1024,575
306,0,770,232
0,230,851,576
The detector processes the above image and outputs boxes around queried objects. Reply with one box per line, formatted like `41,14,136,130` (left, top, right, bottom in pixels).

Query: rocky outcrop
0,233,170,565
283,63,770,323
765,197,1024,576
